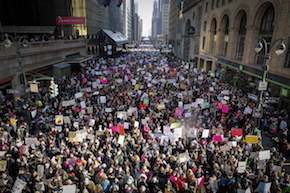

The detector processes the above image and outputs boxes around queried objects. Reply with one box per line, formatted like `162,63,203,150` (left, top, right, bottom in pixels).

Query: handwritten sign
62,184,76,193
259,150,270,160
12,178,27,193
202,129,209,138
245,135,258,144
231,129,243,136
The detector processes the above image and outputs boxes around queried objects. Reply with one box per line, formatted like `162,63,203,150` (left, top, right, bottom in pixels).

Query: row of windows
201,5,290,68
205,0,233,13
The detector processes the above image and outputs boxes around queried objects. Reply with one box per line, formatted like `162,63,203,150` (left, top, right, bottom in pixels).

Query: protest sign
245,135,258,144
175,107,183,117
237,188,251,193
231,129,243,136
37,165,44,178
213,135,223,142
0,151,6,157
134,121,139,128
12,178,27,193
117,112,127,120
202,129,209,138
185,112,191,118
31,110,37,118
256,182,271,193
75,92,83,99
87,106,93,114
25,137,38,146
55,115,63,125
100,96,106,103
238,161,246,173
0,160,7,171
63,116,71,124
89,119,95,127
202,102,209,109
80,101,86,109
124,122,129,129
105,108,112,113
179,152,190,163
184,104,191,110
63,184,76,193
222,105,229,113
118,135,125,146
259,150,270,160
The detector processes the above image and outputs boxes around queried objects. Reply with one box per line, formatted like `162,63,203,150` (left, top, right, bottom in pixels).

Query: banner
56,16,85,25
231,129,243,136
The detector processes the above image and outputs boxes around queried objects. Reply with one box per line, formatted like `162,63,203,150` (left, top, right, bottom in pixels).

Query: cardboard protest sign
202,129,210,138
245,135,258,144
55,115,63,125
259,150,270,160
238,161,246,173
12,178,27,193
37,165,44,178
0,160,7,171
100,96,106,103
62,184,76,193
231,129,243,136
213,135,223,142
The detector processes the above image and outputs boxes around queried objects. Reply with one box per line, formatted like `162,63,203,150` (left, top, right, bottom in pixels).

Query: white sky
137,0,154,37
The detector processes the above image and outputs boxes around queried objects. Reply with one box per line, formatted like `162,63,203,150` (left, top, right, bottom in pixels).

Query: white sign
259,150,270,160
258,81,268,91
62,184,76,193
105,108,112,113
80,101,86,109
100,96,106,103
75,92,83,99
202,129,209,138
238,161,246,173
12,178,27,193
31,110,37,118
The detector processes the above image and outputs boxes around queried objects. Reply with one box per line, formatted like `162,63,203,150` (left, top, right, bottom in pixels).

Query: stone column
243,25,259,64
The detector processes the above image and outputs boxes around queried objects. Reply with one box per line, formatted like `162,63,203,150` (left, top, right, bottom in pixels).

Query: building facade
168,0,181,54
161,1,169,36
197,0,290,103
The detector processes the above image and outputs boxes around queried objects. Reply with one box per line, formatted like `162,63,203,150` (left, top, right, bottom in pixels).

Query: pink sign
213,135,223,142
109,126,119,133
170,175,176,183
222,105,229,113
175,107,183,117
219,102,223,109
56,16,85,25
100,79,108,84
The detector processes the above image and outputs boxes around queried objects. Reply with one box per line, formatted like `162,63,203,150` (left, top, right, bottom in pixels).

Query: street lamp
254,38,287,111
4,34,28,94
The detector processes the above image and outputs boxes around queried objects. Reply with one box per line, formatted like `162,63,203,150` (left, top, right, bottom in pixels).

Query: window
256,6,275,66
210,19,217,54
222,0,225,6
205,2,208,12
228,0,232,3
211,0,215,10
235,12,247,60
222,16,229,56
204,21,207,31
216,0,220,8
202,36,206,49
285,38,290,68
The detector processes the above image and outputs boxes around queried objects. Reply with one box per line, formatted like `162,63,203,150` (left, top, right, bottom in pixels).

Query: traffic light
49,80,59,98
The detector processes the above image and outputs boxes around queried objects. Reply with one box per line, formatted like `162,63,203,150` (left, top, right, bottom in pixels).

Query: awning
2,26,56,34
198,55,213,62
54,63,71,69
101,29,129,46
65,55,93,64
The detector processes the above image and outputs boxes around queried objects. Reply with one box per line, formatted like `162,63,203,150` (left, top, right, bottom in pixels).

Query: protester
0,48,289,193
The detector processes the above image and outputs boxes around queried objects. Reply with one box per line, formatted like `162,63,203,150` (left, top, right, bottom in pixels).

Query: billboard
56,17,85,25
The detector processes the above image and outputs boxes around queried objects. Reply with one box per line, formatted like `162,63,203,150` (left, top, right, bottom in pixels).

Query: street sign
258,81,268,91
281,88,289,97
265,97,279,104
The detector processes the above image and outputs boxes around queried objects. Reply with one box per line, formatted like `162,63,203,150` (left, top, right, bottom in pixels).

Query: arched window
210,18,217,54
235,11,247,60
221,15,229,56
256,5,275,65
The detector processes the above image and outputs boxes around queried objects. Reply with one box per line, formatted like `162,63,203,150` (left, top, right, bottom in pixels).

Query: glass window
204,21,207,31
285,38,290,68
205,2,208,12
222,0,225,5
202,36,206,49
222,16,229,56
256,6,275,66
212,0,215,10
235,12,247,60
216,0,220,8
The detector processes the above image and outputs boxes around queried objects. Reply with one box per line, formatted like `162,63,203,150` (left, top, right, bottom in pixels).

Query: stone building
197,0,290,105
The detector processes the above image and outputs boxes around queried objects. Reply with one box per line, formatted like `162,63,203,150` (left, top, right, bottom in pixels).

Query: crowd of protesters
0,49,289,193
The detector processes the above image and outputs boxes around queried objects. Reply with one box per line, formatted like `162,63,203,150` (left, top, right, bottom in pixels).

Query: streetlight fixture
4,34,28,95
254,38,287,112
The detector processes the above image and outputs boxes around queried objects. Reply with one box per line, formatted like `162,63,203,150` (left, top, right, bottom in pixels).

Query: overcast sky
137,0,154,37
